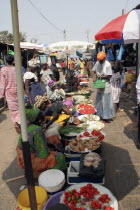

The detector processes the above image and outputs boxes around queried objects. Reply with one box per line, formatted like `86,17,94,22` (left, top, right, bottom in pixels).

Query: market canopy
46,41,95,52
20,42,44,50
95,9,140,44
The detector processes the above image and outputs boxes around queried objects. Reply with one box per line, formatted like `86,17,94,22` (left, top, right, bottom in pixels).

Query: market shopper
87,59,94,78
16,106,67,172
111,61,122,118
24,66,45,104
93,51,114,121
0,55,20,124
40,63,54,94
68,58,75,70
28,53,40,67
50,61,60,81
65,70,79,92
80,58,85,74
61,60,66,75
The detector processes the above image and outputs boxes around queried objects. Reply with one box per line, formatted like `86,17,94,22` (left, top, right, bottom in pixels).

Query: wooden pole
10,1,37,209
122,9,125,15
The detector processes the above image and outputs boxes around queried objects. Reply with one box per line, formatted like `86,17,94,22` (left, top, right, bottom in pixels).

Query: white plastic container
38,169,65,192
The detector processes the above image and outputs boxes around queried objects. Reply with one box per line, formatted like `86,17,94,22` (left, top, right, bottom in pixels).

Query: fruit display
78,130,105,141
60,183,118,210
78,104,97,114
69,136,101,153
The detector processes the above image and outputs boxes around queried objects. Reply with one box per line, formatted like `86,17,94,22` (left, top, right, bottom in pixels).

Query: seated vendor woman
34,94,75,145
16,106,67,172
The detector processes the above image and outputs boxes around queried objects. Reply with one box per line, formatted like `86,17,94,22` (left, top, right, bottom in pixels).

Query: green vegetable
81,123,89,129
82,117,87,122
68,197,72,201
60,125,83,135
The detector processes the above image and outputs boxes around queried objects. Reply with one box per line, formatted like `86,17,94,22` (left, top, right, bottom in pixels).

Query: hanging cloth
117,45,125,61
106,48,115,61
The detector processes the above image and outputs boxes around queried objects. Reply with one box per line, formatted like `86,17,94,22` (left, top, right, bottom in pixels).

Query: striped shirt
0,66,19,110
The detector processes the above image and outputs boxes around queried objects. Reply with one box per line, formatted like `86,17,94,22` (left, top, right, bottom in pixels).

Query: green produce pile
60,125,83,135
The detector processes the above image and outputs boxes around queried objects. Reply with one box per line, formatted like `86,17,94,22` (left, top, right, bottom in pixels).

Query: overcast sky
1,0,140,44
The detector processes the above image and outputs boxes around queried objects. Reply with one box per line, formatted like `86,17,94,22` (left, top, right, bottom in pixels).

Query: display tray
77,121,105,131
78,114,100,122
63,132,81,137
65,145,101,155
60,183,118,210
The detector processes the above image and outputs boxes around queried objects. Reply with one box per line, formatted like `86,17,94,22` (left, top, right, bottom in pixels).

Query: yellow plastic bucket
17,186,48,210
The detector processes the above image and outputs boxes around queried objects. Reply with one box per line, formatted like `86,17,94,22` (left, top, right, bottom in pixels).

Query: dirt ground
0,77,140,210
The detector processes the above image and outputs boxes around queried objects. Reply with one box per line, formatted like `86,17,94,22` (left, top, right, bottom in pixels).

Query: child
111,61,122,118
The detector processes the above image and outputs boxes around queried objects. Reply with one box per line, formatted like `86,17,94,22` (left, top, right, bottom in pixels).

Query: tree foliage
0,30,27,44
30,38,38,43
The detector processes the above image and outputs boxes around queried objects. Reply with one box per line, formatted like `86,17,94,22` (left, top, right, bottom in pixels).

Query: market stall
15,48,118,210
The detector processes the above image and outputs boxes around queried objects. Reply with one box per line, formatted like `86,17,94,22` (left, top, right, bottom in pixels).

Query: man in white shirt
92,51,114,121
28,54,40,67
136,73,140,148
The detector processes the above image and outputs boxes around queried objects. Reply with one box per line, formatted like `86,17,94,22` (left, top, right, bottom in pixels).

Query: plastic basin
17,186,48,210
43,191,63,210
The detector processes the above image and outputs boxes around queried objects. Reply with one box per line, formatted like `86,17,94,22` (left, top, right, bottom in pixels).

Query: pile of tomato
90,200,102,209
79,184,99,199
78,104,96,114
79,130,105,141
103,206,114,210
91,130,105,141
63,184,114,210
64,189,83,210
99,194,111,203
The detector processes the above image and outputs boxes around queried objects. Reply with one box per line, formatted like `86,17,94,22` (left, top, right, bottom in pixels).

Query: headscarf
48,80,55,87
97,51,106,61
34,93,48,108
26,106,40,123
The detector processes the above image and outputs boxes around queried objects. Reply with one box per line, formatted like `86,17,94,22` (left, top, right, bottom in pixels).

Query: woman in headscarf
16,106,67,172
24,66,45,105
92,51,114,121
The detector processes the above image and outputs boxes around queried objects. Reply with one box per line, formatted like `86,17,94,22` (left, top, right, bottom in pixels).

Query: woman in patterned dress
16,106,67,172
0,55,20,124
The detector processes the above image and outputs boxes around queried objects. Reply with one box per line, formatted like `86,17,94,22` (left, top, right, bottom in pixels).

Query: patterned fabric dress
0,66,20,123
111,72,121,103
16,107,67,172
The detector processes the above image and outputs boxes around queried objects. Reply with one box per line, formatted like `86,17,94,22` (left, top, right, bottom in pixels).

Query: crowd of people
0,51,129,173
